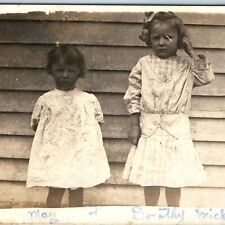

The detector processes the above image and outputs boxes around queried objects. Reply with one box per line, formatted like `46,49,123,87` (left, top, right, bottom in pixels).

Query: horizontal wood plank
0,45,224,73
0,136,224,166
0,21,224,49
190,96,225,113
0,113,224,141
0,135,32,159
0,12,225,26
192,74,225,96
0,91,224,118
0,21,145,46
0,181,67,208
0,159,224,188
0,68,224,96
190,118,225,142
195,142,225,165
0,68,128,93
0,136,132,163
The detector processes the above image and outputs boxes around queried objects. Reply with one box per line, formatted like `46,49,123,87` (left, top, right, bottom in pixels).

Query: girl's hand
182,37,197,59
128,125,141,146
31,124,38,132
31,119,39,132
128,113,141,146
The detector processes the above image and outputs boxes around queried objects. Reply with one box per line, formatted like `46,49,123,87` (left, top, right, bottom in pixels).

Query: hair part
139,11,189,49
47,44,86,78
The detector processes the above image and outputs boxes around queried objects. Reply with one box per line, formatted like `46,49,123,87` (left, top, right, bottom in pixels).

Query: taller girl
123,12,214,207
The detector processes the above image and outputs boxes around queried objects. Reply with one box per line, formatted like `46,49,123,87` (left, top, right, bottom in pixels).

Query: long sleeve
124,59,142,114
191,55,215,87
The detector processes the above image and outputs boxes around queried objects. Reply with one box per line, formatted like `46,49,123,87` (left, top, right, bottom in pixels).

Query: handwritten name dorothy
132,206,225,224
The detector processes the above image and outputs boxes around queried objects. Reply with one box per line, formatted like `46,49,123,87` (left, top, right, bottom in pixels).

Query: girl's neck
55,86,76,92
153,52,178,60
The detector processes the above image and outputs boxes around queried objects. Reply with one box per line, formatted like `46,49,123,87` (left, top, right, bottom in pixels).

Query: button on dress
123,54,214,187
26,89,111,189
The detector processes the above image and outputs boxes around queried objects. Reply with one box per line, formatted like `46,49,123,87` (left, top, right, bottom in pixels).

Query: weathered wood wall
0,11,224,208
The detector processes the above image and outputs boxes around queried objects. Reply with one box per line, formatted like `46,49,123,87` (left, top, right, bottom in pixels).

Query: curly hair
47,44,86,78
139,11,189,49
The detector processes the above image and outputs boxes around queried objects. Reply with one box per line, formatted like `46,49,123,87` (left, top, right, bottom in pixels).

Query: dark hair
47,44,86,78
139,11,189,49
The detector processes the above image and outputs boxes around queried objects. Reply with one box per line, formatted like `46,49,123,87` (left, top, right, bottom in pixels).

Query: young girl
26,45,111,207
123,11,214,207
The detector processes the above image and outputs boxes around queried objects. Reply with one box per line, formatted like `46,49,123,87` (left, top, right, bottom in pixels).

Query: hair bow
143,11,156,29
139,12,156,45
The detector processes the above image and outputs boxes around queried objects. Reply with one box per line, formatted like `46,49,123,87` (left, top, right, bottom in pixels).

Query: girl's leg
69,188,84,207
46,187,65,208
144,186,160,206
165,187,181,207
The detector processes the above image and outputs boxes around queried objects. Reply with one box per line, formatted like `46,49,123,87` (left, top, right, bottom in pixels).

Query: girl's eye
151,35,160,40
165,34,175,41
68,69,77,73
56,69,64,72
167,35,174,39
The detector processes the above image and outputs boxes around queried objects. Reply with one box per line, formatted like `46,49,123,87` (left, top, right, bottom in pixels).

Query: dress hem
26,174,111,189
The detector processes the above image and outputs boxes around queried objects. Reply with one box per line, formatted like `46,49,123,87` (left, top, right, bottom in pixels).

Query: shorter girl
123,11,214,207
26,45,111,207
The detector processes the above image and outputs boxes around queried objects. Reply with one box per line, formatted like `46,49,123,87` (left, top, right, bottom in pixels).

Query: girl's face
50,62,80,91
150,21,179,59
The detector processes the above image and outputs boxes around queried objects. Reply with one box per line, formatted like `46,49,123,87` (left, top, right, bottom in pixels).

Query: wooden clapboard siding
0,113,224,141
0,91,225,117
0,159,225,188
0,44,224,73
0,21,225,49
0,11,224,208
0,68,224,96
0,69,129,93
0,135,32,159
0,136,225,166
0,12,225,25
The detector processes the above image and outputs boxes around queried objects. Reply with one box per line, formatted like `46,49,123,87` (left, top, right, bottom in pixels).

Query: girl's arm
31,121,38,132
128,113,141,145
183,37,215,86
124,59,142,114
124,59,142,145
31,96,43,132
92,94,104,124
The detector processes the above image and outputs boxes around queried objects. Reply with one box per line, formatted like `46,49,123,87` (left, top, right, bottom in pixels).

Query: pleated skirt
123,115,206,187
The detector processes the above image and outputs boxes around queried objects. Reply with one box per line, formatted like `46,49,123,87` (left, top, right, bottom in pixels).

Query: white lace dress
123,54,214,187
26,88,111,189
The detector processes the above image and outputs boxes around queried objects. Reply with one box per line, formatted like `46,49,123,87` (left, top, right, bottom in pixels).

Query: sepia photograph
0,4,224,224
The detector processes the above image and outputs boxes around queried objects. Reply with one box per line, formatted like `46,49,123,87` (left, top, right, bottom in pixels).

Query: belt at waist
140,112,191,139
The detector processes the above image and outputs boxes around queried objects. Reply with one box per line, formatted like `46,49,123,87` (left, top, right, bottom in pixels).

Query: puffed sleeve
191,54,215,87
92,94,104,124
124,59,142,114
31,96,44,130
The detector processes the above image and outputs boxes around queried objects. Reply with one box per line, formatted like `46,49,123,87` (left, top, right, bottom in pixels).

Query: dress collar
55,87,77,94
151,53,178,61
